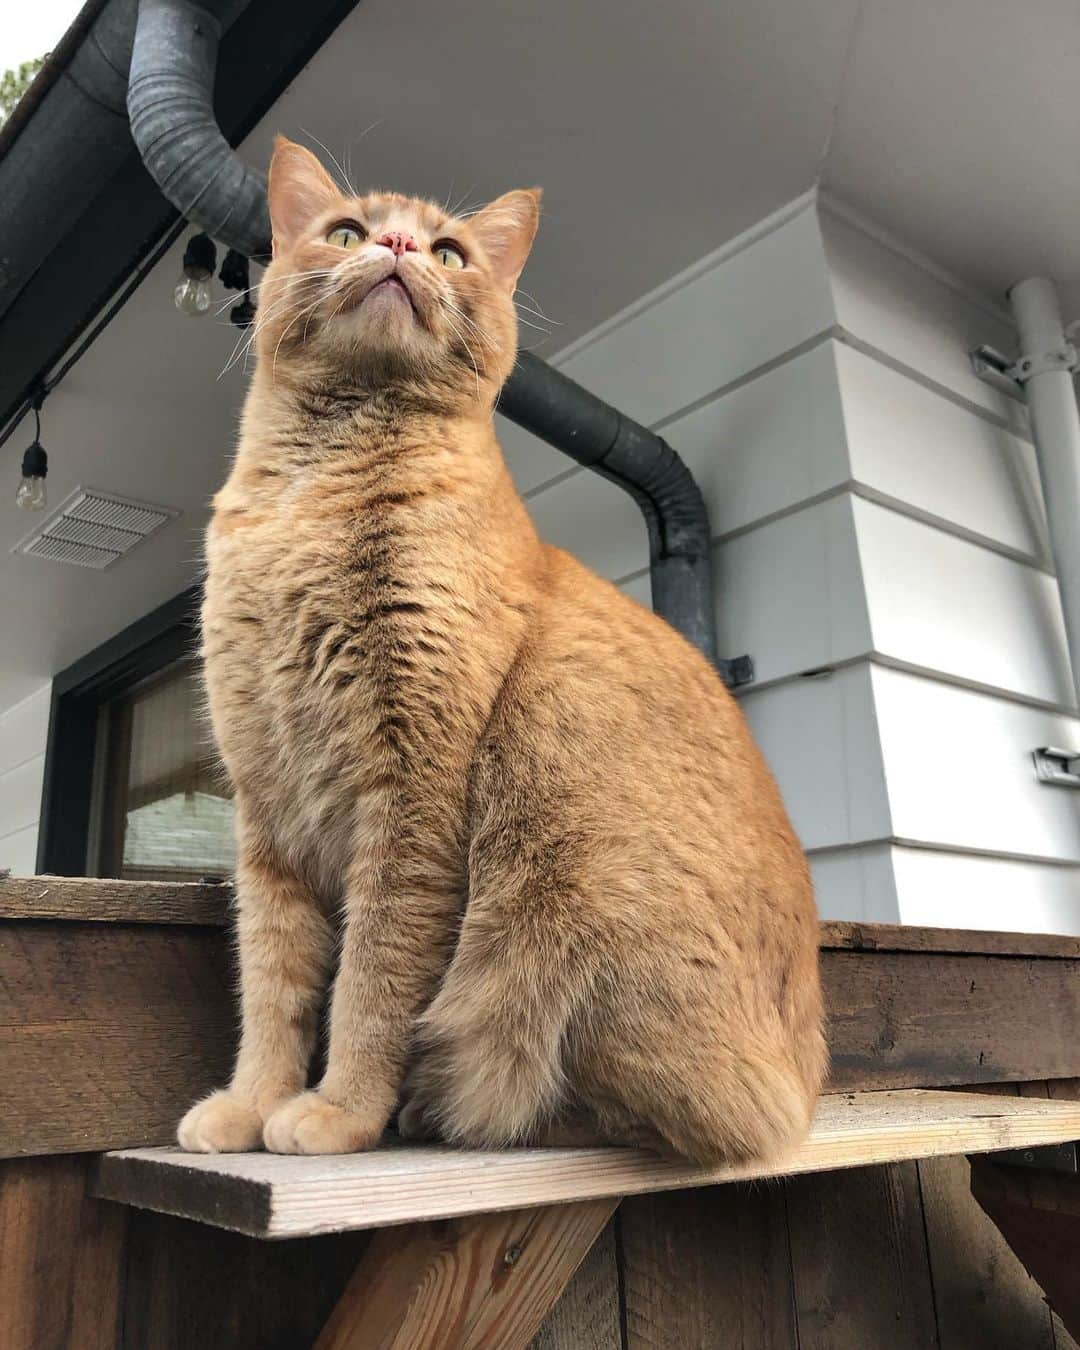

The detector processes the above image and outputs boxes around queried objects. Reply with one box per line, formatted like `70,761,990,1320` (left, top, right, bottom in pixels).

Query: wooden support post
312,1197,620,1350
0,1155,128,1350
970,1157,1080,1340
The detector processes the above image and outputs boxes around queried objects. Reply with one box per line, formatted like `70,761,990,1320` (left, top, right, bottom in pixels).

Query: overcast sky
1,2,83,73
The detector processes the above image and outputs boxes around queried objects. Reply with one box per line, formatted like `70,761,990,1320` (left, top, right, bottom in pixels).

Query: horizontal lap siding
870,666,1080,863
836,342,1047,563
822,204,1080,932
561,203,836,426
855,497,1073,709
820,203,1022,426
890,846,1080,935
514,207,887,919
740,664,890,854
518,208,883,919
806,843,899,924
511,201,836,510
0,686,50,877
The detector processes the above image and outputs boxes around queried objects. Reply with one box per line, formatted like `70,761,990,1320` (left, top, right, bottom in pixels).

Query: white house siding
821,201,1080,931
0,684,51,876
508,193,896,921
515,190,1080,931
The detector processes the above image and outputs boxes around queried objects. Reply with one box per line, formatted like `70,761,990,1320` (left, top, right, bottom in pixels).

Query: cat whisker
513,314,552,337
513,298,559,327
217,272,345,375
441,309,483,398
448,186,481,218
440,297,496,351
213,269,338,319
272,283,334,379
343,120,382,202
300,128,359,197
513,286,555,319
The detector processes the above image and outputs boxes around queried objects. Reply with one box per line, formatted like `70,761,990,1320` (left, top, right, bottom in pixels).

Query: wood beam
312,1198,619,1350
971,1158,1080,1340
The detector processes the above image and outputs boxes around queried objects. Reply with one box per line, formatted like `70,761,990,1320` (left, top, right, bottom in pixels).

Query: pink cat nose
375,230,419,257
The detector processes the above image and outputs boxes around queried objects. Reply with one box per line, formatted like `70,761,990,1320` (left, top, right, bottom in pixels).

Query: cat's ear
469,189,542,292
267,136,342,254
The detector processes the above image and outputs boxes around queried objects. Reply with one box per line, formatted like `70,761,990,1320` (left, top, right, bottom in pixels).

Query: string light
219,248,256,328
174,233,217,316
15,392,47,512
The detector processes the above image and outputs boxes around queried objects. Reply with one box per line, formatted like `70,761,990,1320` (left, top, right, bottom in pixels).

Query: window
94,661,234,881
39,586,237,881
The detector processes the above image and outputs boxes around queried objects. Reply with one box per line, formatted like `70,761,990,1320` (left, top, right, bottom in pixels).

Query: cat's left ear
469,189,542,292
268,135,342,254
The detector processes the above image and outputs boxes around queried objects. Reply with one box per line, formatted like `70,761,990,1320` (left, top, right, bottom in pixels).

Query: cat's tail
640,1039,825,1167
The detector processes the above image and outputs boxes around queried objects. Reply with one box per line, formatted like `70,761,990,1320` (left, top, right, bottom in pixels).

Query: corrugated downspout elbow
127,0,272,259
500,352,724,670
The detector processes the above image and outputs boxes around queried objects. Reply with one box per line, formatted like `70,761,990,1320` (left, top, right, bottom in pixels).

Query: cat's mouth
366,275,413,308
339,266,417,321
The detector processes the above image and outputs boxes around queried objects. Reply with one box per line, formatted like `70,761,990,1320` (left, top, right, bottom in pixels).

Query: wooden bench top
7,876,1080,959
93,1089,1080,1239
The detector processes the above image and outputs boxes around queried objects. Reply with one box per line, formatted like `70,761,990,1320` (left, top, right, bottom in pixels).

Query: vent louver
13,489,179,570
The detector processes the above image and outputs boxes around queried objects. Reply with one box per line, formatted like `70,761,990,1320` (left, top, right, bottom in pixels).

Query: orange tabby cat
178,137,825,1163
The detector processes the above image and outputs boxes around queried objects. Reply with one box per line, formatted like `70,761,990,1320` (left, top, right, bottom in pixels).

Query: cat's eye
434,241,466,270
326,223,365,250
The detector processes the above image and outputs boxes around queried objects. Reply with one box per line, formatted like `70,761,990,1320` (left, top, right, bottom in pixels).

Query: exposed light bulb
16,474,47,511
174,275,214,316
16,440,47,511
174,232,218,318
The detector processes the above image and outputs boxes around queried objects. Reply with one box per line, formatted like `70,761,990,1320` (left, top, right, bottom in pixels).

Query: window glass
101,662,234,880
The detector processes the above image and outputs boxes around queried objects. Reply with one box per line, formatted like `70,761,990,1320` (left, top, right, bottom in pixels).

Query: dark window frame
37,586,201,875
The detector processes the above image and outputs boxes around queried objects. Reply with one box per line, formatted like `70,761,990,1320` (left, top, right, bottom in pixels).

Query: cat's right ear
267,136,342,255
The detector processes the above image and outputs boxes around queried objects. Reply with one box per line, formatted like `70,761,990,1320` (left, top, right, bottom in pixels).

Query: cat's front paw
178,1090,264,1153
263,1091,384,1154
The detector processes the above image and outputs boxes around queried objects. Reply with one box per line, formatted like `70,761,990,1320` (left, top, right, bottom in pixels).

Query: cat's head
257,136,540,406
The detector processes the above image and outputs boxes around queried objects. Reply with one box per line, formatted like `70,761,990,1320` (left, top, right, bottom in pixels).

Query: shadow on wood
971,1158,1080,1341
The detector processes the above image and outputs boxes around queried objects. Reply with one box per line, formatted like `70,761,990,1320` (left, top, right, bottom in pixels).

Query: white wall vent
13,489,180,570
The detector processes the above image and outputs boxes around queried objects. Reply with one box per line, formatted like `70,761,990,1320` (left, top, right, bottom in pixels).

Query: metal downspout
1009,278,1080,711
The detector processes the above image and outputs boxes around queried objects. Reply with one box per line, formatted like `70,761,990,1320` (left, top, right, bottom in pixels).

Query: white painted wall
515,189,1080,932
0,685,50,877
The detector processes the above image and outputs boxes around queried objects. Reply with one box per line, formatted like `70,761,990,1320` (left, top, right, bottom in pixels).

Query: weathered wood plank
786,1161,939,1349
529,1220,621,1350
0,1155,127,1350
1041,1081,1080,1350
820,920,1080,960
94,1091,1080,1239
6,875,1080,957
0,921,235,1157
972,1159,1080,1342
0,876,232,925
920,1152,1056,1347
312,1199,618,1350
6,914,1080,1160
121,1206,368,1350
824,950,1080,1090
918,1081,1054,1350
620,1182,796,1349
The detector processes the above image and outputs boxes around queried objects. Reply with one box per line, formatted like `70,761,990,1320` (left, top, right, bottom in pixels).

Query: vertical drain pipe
1009,278,1080,710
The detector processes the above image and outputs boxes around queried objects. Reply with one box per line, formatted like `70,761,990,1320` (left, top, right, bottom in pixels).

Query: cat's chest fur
202,425,520,891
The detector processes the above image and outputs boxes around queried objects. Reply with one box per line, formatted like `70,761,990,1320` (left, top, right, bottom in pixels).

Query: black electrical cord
0,215,188,458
